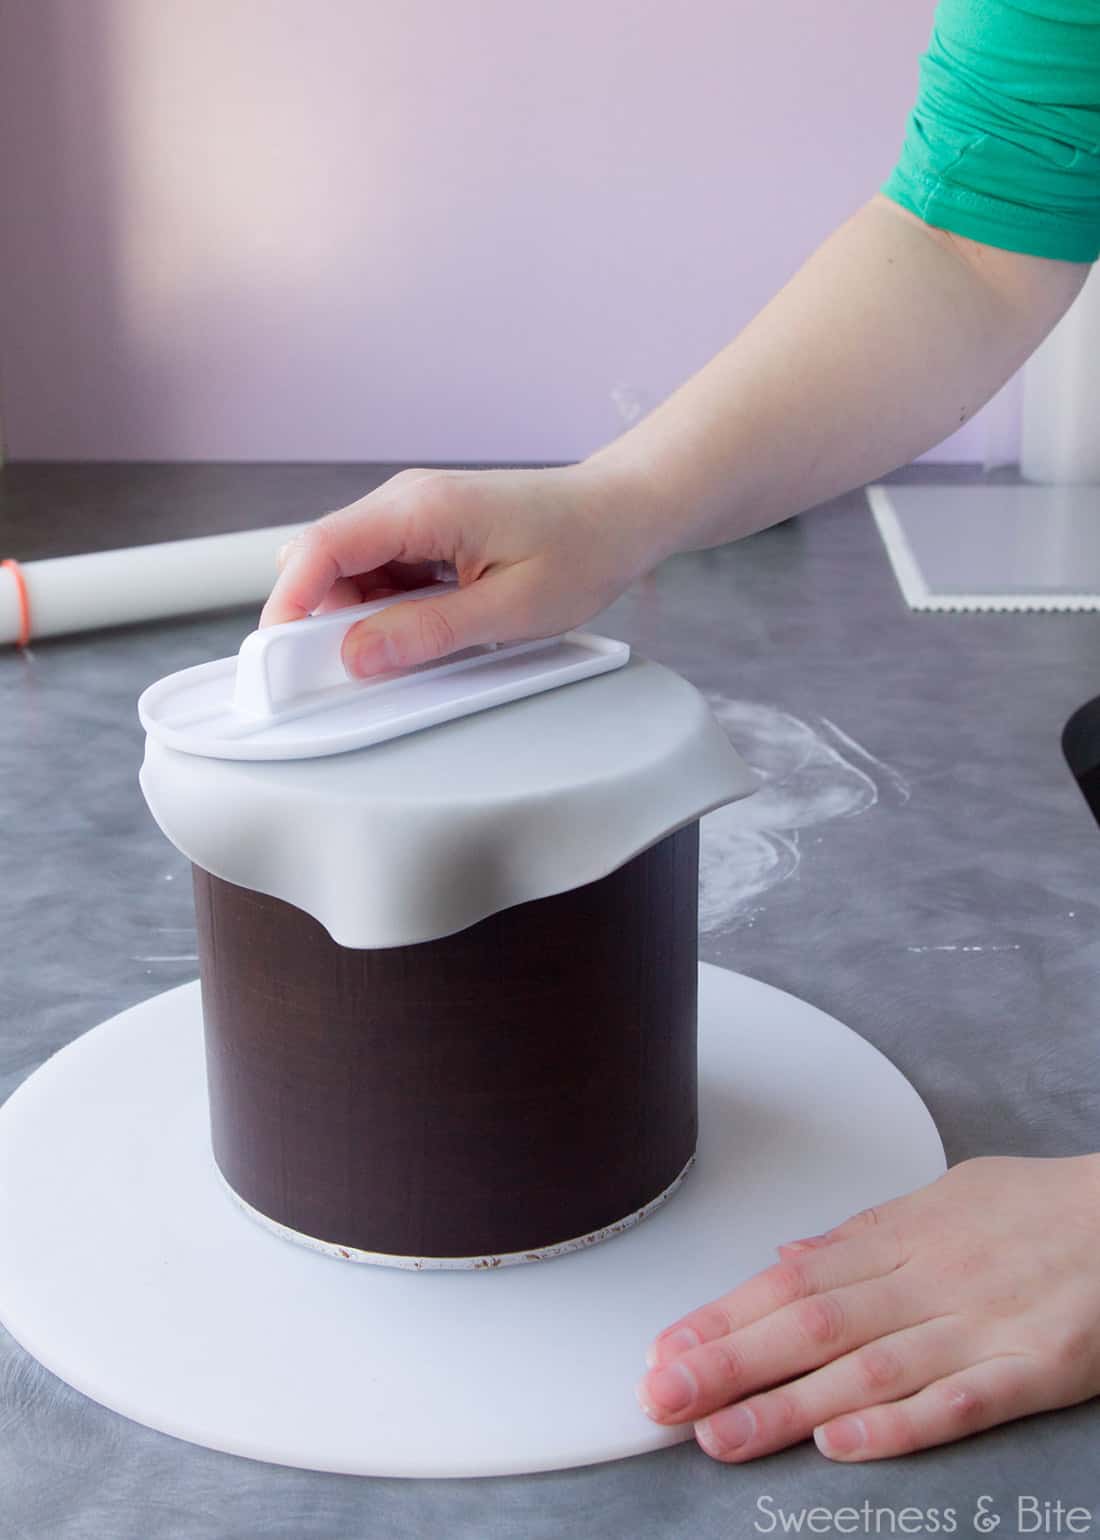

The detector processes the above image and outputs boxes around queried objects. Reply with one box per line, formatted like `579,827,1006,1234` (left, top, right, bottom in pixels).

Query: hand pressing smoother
637,1154,1100,1462
258,462,662,676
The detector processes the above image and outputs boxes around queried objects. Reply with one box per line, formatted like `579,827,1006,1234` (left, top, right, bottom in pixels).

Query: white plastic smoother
138,582,630,760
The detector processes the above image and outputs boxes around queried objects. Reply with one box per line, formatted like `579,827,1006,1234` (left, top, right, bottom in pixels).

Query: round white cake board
0,965,945,1479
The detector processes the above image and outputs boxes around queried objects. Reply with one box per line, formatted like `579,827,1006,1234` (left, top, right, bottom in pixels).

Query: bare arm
590,193,1090,562
262,194,1090,673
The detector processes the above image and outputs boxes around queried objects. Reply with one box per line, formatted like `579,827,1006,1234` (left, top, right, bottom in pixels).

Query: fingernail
778,1233,830,1253
276,542,291,568
815,1414,866,1457
635,1362,696,1416
697,1403,756,1456
345,632,398,679
645,1325,700,1368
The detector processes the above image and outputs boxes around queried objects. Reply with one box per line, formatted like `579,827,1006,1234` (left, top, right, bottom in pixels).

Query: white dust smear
905,944,1020,955
699,698,909,934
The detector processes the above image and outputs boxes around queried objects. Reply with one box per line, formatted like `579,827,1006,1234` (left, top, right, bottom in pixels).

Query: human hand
636,1154,1100,1462
259,462,663,677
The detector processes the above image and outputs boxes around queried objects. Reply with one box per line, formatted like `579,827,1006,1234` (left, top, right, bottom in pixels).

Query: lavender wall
1,0,991,464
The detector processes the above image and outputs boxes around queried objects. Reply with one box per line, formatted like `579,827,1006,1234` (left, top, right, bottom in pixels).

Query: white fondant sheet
139,657,760,948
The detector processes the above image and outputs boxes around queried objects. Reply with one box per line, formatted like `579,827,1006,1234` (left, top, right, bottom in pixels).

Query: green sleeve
883,0,1100,262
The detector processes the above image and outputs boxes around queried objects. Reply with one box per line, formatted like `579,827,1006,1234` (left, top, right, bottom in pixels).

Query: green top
883,0,1100,262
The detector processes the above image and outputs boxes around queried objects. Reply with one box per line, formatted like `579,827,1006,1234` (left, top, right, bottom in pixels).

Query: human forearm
262,200,1089,673
588,194,1090,562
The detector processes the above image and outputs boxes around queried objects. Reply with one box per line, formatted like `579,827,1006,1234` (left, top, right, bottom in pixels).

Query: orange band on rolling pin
2,559,32,648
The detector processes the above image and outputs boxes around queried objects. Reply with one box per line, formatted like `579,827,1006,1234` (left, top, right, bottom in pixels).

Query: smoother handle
233,582,462,720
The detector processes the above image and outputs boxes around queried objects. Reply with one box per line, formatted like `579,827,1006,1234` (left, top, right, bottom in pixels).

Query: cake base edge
214,1154,697,1271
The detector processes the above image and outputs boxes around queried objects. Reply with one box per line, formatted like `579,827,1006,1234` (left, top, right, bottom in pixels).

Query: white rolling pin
1020,262,1100,484
1,522,309,648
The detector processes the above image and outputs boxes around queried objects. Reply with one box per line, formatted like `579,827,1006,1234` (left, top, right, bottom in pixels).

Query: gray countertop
3,466,1099,1537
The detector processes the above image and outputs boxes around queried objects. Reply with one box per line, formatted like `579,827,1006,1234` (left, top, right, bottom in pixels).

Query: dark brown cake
193,822,700,1263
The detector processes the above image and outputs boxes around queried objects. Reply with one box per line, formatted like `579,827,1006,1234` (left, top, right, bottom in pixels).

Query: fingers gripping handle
233,582,514,723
